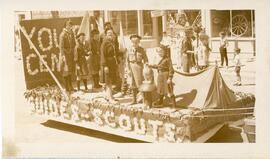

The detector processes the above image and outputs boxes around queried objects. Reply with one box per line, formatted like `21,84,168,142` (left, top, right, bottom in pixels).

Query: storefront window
211,10,231,37
110,11,138,35
142,10,153,36
211,10,254,38
231,10,252,37
185,10,201,26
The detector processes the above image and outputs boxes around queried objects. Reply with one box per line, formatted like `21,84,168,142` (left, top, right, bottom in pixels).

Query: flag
119,21,126,51
78,11,91,41
98,17,104,33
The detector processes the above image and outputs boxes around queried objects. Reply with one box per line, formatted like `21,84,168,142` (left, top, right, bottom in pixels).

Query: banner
151,10,165,17
20,17,82,89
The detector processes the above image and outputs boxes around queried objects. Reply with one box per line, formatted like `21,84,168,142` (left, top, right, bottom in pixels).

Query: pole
19,24,69,100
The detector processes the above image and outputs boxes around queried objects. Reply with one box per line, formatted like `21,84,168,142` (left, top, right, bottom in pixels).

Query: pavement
11,51,256,156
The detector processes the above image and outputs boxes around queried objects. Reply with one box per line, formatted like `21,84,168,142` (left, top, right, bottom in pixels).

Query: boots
83,79,88,91
64,76,69,92
77,80,81,91
68,75,75,91
170,95,176,108
93,74,101,88
130,88,138,105
153,94,164,107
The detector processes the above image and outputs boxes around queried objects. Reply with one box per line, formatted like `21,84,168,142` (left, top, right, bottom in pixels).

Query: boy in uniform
88,29,102,89
149,45,176,108
74,33,89,91
127,34,148,105
181,26,194,73
59,19,76,92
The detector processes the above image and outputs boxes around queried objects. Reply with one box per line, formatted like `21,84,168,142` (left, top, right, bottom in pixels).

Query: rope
19,25,69,101
202,107,254,112
191,112,253,118
174,66,212,76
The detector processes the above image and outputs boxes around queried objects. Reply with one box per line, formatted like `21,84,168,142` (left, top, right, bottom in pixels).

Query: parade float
19,16,255,143
22,66,255,143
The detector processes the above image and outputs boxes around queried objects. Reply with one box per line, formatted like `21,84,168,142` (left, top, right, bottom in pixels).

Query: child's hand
167,78,172,84
104,67,109,73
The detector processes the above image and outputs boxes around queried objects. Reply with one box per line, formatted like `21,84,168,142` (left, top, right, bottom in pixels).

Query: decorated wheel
232,15,248,37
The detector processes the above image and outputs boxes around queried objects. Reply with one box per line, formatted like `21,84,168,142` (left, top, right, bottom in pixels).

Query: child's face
157,48,165,57
93,34,99,40
131,38,140,47
79,35,85,42
202,39,208,45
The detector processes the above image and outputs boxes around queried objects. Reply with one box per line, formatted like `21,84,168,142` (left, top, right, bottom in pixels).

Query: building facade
15,10,256,55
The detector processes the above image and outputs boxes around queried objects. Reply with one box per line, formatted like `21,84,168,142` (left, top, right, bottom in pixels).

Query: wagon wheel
231,15,248,37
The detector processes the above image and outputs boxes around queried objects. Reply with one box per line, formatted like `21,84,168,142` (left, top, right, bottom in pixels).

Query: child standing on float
149,45,175,107
88,29,102,89
126,34,148,105
74,33,89,91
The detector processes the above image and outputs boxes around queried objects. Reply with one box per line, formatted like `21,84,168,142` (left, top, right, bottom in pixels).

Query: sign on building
19,17,82,89
151,10,165,17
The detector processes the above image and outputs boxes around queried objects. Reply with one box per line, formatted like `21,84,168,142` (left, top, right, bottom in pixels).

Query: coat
88,39,101,75
197,43,211,67
181,37,193,73
100,38,119,85
151,57,174,95
127,46,148,88
59,29,76,77
74,41,89,79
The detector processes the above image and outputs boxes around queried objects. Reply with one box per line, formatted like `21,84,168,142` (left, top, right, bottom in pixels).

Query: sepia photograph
1,0,270,158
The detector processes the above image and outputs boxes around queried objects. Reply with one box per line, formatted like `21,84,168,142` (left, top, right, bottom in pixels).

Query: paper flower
93,108,103,125
26,54,39,75
133,117,146,135
104,111,116,128
118,114,132,131
38,27,53,52
164,123,176,142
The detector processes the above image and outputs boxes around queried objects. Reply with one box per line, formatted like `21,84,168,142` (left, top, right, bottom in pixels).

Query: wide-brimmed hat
199,33,209,40
234,47,241,52
219,31,225,36
65,19,73,27
156,44,168,55
177,12,187,19
104,22,111,28
184,26,193,33
130,34,142,40
91,29,99,35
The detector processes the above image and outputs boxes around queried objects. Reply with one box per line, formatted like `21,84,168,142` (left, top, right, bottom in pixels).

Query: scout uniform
181,27,193,73
88,29,101,88
74,33,89,91
196,33,211,70
59,20,76,91
150,45,175,107
100,37,119,86
127,34,148,104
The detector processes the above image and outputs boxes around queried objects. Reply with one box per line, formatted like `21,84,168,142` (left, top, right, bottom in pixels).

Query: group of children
60,19,243,110
161,29,242,86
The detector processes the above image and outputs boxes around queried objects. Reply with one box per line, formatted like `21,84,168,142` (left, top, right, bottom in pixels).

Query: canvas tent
172,66,237,109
